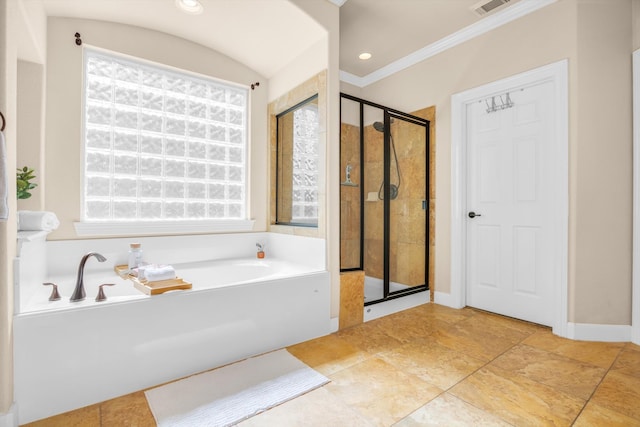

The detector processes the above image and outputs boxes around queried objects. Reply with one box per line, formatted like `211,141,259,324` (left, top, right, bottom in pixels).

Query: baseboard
429,298,633,343
434,291,463,309
0,404,18,427
633,324,640,345
566,322,632,342
329,317,339,333
426,293,634,343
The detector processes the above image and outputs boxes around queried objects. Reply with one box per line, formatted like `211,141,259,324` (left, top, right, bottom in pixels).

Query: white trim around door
632,49,640,345
450,60,569,337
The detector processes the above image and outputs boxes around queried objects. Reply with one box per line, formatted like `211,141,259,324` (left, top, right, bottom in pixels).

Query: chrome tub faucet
70,252,107,302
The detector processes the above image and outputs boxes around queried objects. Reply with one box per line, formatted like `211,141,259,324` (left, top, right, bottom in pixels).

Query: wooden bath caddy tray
114,265,192,295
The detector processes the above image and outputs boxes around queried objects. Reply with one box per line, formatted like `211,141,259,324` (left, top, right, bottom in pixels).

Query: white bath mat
144,349,329,427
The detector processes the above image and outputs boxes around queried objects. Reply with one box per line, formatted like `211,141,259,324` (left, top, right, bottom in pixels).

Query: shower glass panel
340,97,362,271
363,105,385,302
340,93,429,306
388,114,428,297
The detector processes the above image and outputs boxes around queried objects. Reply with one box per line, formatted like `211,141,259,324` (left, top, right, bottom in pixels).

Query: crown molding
341,0,557,88
339,70,363,87
327,0,348,7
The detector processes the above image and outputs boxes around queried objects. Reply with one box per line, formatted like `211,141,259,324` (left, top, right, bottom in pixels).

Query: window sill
73,219,256,237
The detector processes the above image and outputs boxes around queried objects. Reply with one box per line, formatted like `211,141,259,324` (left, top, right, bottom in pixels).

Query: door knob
468,211,482,218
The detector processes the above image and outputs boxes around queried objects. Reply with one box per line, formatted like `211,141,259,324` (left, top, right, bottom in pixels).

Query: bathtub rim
17,257,328,316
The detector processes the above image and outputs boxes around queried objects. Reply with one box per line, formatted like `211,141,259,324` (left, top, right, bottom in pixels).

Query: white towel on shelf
18,210,60,231
0,131,7,221
132,263,153,278
143,265,176,282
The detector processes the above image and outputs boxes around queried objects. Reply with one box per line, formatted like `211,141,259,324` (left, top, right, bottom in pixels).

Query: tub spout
70,252,107,302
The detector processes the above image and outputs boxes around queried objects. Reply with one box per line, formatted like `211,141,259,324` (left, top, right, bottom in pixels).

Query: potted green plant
16,166,37,199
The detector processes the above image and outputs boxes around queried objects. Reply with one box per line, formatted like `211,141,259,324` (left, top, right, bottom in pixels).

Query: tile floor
24,303,640,426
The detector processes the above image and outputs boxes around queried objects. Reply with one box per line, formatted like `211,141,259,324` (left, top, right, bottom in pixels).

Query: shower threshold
363,277,429,321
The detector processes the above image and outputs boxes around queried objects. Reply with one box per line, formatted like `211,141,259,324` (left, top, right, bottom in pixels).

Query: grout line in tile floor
567,344,625,425
421,314,545,426
432,336,529,425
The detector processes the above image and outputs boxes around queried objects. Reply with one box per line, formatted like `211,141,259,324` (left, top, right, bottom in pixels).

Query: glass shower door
387,114,428,297
362,106,386,302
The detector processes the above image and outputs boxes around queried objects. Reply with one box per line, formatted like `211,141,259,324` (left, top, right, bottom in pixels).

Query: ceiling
340,0,489,77
26,0,548,84
339,0,556,86
34,0,327,79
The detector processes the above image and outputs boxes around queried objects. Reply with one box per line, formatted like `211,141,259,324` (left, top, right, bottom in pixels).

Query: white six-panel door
466,81,555,326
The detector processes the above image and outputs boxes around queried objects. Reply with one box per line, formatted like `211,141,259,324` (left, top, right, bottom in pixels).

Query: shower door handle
468,211,482,218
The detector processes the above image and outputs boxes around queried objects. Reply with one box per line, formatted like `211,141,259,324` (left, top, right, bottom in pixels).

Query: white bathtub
14,233,331,424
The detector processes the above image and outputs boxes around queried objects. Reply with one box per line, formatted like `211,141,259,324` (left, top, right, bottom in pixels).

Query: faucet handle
96,283,115,302
43,283,61,301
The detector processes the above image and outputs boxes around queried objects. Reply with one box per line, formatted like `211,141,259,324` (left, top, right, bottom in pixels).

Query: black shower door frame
339,93,430,306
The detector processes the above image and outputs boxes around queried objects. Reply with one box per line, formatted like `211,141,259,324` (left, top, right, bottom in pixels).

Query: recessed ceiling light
176,0,203,15
359,52,372,60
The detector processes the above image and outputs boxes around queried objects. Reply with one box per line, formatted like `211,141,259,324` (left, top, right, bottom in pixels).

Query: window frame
275,94,320,228
75,46,254,236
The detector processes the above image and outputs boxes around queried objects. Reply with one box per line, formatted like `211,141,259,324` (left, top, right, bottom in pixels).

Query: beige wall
634,0,640,49
1,0,19,415
16,0,47,64
268,36,328,103
44,17,268,239
3,0,48,417
17,59,45,211
340,81,362,99
572,0,633,324
353,0,634,325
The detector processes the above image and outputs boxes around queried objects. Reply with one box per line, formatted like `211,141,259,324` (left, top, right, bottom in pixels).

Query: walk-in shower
340,93,430,305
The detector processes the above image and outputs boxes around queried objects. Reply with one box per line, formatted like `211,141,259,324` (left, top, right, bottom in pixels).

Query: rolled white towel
143,265,176,282
18,210,60,231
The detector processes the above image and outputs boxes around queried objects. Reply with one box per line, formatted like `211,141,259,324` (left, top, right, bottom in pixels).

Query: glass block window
291,104,319,222
82,48,248,221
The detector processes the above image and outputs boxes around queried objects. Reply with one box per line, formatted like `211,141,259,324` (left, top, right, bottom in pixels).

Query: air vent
471,0,511,16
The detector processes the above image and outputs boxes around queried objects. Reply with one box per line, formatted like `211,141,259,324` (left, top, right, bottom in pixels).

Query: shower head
373,118,395,133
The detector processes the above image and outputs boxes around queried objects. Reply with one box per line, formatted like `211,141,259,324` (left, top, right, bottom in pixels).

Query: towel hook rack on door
0,111,5,131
